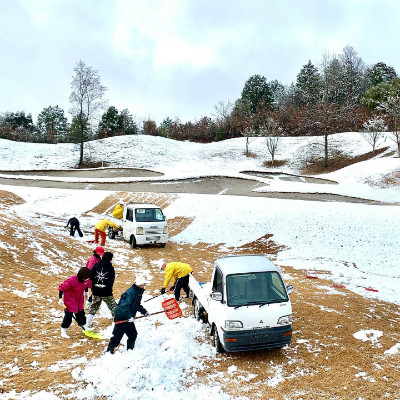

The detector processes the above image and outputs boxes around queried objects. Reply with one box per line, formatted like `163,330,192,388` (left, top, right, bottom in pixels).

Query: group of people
65,201,124,247
58,243,193,354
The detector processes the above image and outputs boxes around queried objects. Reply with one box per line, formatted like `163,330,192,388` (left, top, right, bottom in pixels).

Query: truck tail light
283,331,292,336
163,226,168,234
225,338,237,342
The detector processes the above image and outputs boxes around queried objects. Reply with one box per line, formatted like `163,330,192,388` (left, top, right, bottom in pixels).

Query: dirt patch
1,190,400,399
262,160,287,168
0,190,25,208
301,147,389,175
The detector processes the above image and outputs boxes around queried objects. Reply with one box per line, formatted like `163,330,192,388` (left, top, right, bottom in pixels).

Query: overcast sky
1,0,400,125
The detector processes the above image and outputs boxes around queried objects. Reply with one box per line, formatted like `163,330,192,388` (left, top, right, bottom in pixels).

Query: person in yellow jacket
94,219,120,246
112,202,124,219
160,262,193,301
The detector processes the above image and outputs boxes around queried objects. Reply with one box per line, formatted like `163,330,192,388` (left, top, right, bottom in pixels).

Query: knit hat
95,246,105,256
135,276,148,286
102,251,113,262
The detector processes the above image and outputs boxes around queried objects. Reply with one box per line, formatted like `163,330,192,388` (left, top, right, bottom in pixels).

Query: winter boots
86,314,94,328
61,327,70,339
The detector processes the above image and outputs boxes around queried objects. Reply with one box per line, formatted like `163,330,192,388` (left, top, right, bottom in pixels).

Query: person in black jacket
65,217,83,237
106,277,149,354
87,252,117,328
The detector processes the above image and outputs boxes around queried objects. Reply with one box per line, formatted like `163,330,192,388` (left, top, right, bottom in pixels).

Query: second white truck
189,254,293,353
107,202,168,248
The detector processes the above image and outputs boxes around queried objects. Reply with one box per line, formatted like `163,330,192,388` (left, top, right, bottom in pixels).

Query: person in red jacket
58,267,92,339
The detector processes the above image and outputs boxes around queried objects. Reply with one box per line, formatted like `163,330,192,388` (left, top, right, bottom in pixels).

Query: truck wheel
193,298,204,321
130,236,137,248
212,326,225,353
108,228,116,239
160,243,166,248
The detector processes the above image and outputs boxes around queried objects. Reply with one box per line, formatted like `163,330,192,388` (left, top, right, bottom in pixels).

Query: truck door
208,267,225,326
123,207,134,240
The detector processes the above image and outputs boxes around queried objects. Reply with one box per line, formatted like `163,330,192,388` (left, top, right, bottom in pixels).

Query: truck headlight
136,227,144,235
163,226,168,234
225,320,243,329
277,315,292,325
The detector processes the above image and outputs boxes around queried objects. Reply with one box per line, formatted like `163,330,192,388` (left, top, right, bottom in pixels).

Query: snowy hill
0,133,400,399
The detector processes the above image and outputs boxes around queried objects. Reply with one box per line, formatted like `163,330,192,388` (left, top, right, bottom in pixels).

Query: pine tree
37,105,68,143
98,106,122,138
120,109,138,135
338,46,367,104
241,75,273,114
366,62,397,87
295,60,322,106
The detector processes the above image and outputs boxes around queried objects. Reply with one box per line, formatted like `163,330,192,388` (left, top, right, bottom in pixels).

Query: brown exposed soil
301,146,389,174
0,189,399,399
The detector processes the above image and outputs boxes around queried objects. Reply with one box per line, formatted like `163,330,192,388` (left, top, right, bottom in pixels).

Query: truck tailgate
189,275,210,311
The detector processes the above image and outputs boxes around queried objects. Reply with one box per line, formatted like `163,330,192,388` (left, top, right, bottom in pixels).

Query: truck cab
108,203,168,248
190,254,293,353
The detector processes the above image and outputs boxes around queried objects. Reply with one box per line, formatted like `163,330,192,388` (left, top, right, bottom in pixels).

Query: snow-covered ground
1,132,400,399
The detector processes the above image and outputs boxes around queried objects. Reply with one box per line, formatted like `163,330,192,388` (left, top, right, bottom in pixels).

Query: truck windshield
226,272,288,307
135,208,165,222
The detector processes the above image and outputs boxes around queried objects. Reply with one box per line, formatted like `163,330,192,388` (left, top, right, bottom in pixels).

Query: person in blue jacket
106,277,150,354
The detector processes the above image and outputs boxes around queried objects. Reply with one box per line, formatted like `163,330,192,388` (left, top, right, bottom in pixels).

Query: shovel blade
161,298,182,320
83,329,104,339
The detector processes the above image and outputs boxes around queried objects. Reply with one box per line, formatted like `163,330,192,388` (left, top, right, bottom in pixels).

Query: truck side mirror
210,292,222,301
286,285,294,295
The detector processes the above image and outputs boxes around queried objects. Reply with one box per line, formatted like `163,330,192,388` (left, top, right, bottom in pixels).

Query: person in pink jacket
85,246,104,304
58,267,92,338
86,246,104,270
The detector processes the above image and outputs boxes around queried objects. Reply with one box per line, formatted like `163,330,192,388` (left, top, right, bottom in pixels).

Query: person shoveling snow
58,267,92,339
106,276,150,354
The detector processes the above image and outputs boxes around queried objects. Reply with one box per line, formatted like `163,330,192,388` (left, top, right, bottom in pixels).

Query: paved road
0,168,388,204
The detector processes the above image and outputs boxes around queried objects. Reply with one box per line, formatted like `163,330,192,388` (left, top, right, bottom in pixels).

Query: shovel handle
115,310,165,324
144,289,174,303
135,310,164,319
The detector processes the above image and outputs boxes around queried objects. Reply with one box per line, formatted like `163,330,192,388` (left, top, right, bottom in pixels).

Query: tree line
1,45,400,166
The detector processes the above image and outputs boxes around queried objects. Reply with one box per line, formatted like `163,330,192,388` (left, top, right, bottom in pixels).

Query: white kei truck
189,254,293,353
107,202,168,248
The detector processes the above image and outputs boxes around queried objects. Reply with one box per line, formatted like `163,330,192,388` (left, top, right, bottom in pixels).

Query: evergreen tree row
1,45,399,147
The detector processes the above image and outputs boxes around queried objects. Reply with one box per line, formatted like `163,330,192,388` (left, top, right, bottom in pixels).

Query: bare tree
242,127,257,156
360,117,387,153
261,118,282,165
212,99,233,123
69,60,107,166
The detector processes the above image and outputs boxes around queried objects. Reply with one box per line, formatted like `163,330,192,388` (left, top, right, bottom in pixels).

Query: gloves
58,298,63,306
128,317,135,322
160,288,166,295
169,285,175,291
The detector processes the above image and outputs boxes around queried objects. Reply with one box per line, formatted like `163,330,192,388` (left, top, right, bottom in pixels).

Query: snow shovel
75,316,104,339
116,298,183,323
63,305,104,339
161,298,183,320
